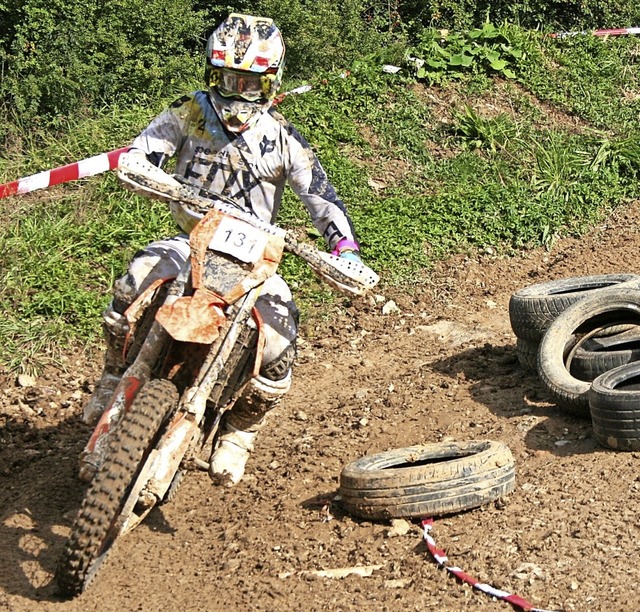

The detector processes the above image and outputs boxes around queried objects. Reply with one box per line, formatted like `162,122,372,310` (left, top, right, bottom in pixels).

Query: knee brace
260,343,296,381
101,302,130,371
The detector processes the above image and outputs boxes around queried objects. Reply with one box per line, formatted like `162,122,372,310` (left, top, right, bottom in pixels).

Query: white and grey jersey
130,90,357,249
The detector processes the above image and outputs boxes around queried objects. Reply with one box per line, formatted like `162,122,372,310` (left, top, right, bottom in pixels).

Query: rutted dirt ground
3,202,640,612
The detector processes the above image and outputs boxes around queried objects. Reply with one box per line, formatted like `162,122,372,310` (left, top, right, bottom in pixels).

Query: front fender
155,288,227,344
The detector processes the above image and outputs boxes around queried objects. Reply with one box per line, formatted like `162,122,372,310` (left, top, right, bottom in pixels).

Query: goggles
209,68,276,102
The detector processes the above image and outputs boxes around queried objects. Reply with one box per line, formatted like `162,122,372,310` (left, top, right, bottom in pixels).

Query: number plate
208,216,268,264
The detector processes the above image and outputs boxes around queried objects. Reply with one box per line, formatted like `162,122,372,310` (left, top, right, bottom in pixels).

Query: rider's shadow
0,412,88,602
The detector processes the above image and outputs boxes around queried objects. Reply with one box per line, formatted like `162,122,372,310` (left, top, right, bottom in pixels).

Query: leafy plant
407,22,525,85
528,133,585,199
590,134,640,176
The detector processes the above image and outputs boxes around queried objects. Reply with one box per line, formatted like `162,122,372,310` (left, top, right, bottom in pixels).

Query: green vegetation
407,22,524,84
1,3,640,373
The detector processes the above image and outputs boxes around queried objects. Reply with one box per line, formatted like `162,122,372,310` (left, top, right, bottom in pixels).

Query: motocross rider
84,13,363,486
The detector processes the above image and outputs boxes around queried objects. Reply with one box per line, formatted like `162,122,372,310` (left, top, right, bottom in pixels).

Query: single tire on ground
509,274,640,342
56,378,178,597
589,361,640,451
537,288,640,419
338,440,515,520
570,326,640,381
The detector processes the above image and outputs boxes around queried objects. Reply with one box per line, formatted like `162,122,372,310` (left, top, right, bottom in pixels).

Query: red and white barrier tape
0,146,130,200
0,80,311,201
422,519,559,612
550,26,640,39
0,67,400,201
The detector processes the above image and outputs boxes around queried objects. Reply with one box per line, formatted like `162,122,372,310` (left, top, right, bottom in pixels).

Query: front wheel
56,378,178,597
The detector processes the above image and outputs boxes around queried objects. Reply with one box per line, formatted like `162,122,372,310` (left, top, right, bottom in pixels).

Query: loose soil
3,202,640,612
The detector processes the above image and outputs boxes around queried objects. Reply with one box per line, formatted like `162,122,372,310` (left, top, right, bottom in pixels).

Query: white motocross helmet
205,14,286,133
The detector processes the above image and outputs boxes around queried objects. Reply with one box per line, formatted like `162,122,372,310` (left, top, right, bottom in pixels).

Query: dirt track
3,202,640,611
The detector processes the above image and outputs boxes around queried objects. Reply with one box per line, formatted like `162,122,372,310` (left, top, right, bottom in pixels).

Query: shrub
232,0,398,78
0,0,210,128
395,0,640,31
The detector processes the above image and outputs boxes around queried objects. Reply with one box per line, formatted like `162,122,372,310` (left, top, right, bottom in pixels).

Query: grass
1,24,640,373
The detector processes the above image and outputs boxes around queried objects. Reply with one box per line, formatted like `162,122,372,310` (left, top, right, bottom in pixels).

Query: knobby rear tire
339,441,515,520
56,379,178,597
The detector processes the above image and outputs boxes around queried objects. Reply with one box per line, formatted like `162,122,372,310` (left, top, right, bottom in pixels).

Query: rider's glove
339,250,362,263
332,238,361,263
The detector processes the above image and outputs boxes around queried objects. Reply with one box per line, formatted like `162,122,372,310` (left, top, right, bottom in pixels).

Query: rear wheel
56,379,178,597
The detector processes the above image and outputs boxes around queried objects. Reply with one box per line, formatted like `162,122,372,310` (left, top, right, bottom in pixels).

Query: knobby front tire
56,379,178,597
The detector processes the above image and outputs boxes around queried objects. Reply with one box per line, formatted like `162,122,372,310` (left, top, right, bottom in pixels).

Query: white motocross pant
106,233,298,382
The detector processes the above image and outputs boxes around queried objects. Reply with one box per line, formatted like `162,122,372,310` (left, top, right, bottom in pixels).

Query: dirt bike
54,155,379,597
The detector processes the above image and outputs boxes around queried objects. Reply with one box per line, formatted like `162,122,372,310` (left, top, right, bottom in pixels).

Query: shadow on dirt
0,409,189,603
429,341,600,457
0,412,92,602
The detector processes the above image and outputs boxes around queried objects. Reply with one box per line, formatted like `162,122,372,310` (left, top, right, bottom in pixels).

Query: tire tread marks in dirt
509,274,640,342
589,361,640,451
339,441,515,520
538,287,640,419
56,378,178,597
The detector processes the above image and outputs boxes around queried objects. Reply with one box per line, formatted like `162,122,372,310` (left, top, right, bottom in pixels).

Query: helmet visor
215,69,272,102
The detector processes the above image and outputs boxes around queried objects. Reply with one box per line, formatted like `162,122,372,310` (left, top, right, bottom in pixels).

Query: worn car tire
538,287,640,419
509,274,640,342
570,326,640,381
589,361,640,451
338,440,515,520
516,337,539,372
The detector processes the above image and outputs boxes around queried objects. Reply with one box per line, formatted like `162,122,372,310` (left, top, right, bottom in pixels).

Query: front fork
79,281,260,494
78,266,191,482
78,322,171,481
141,288,260,501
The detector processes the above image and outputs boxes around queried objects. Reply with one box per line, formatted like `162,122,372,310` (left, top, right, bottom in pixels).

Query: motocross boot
82,307,129,426
209,370,292,487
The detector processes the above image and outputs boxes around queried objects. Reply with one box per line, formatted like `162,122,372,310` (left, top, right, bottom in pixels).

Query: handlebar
117,153,379,296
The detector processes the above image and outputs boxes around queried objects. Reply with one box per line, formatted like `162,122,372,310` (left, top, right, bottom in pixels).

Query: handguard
285,237,379,297
117,152,184,199
117,152,380,296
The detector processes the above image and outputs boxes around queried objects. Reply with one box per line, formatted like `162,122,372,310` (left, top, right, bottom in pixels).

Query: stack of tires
509,274,640,451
